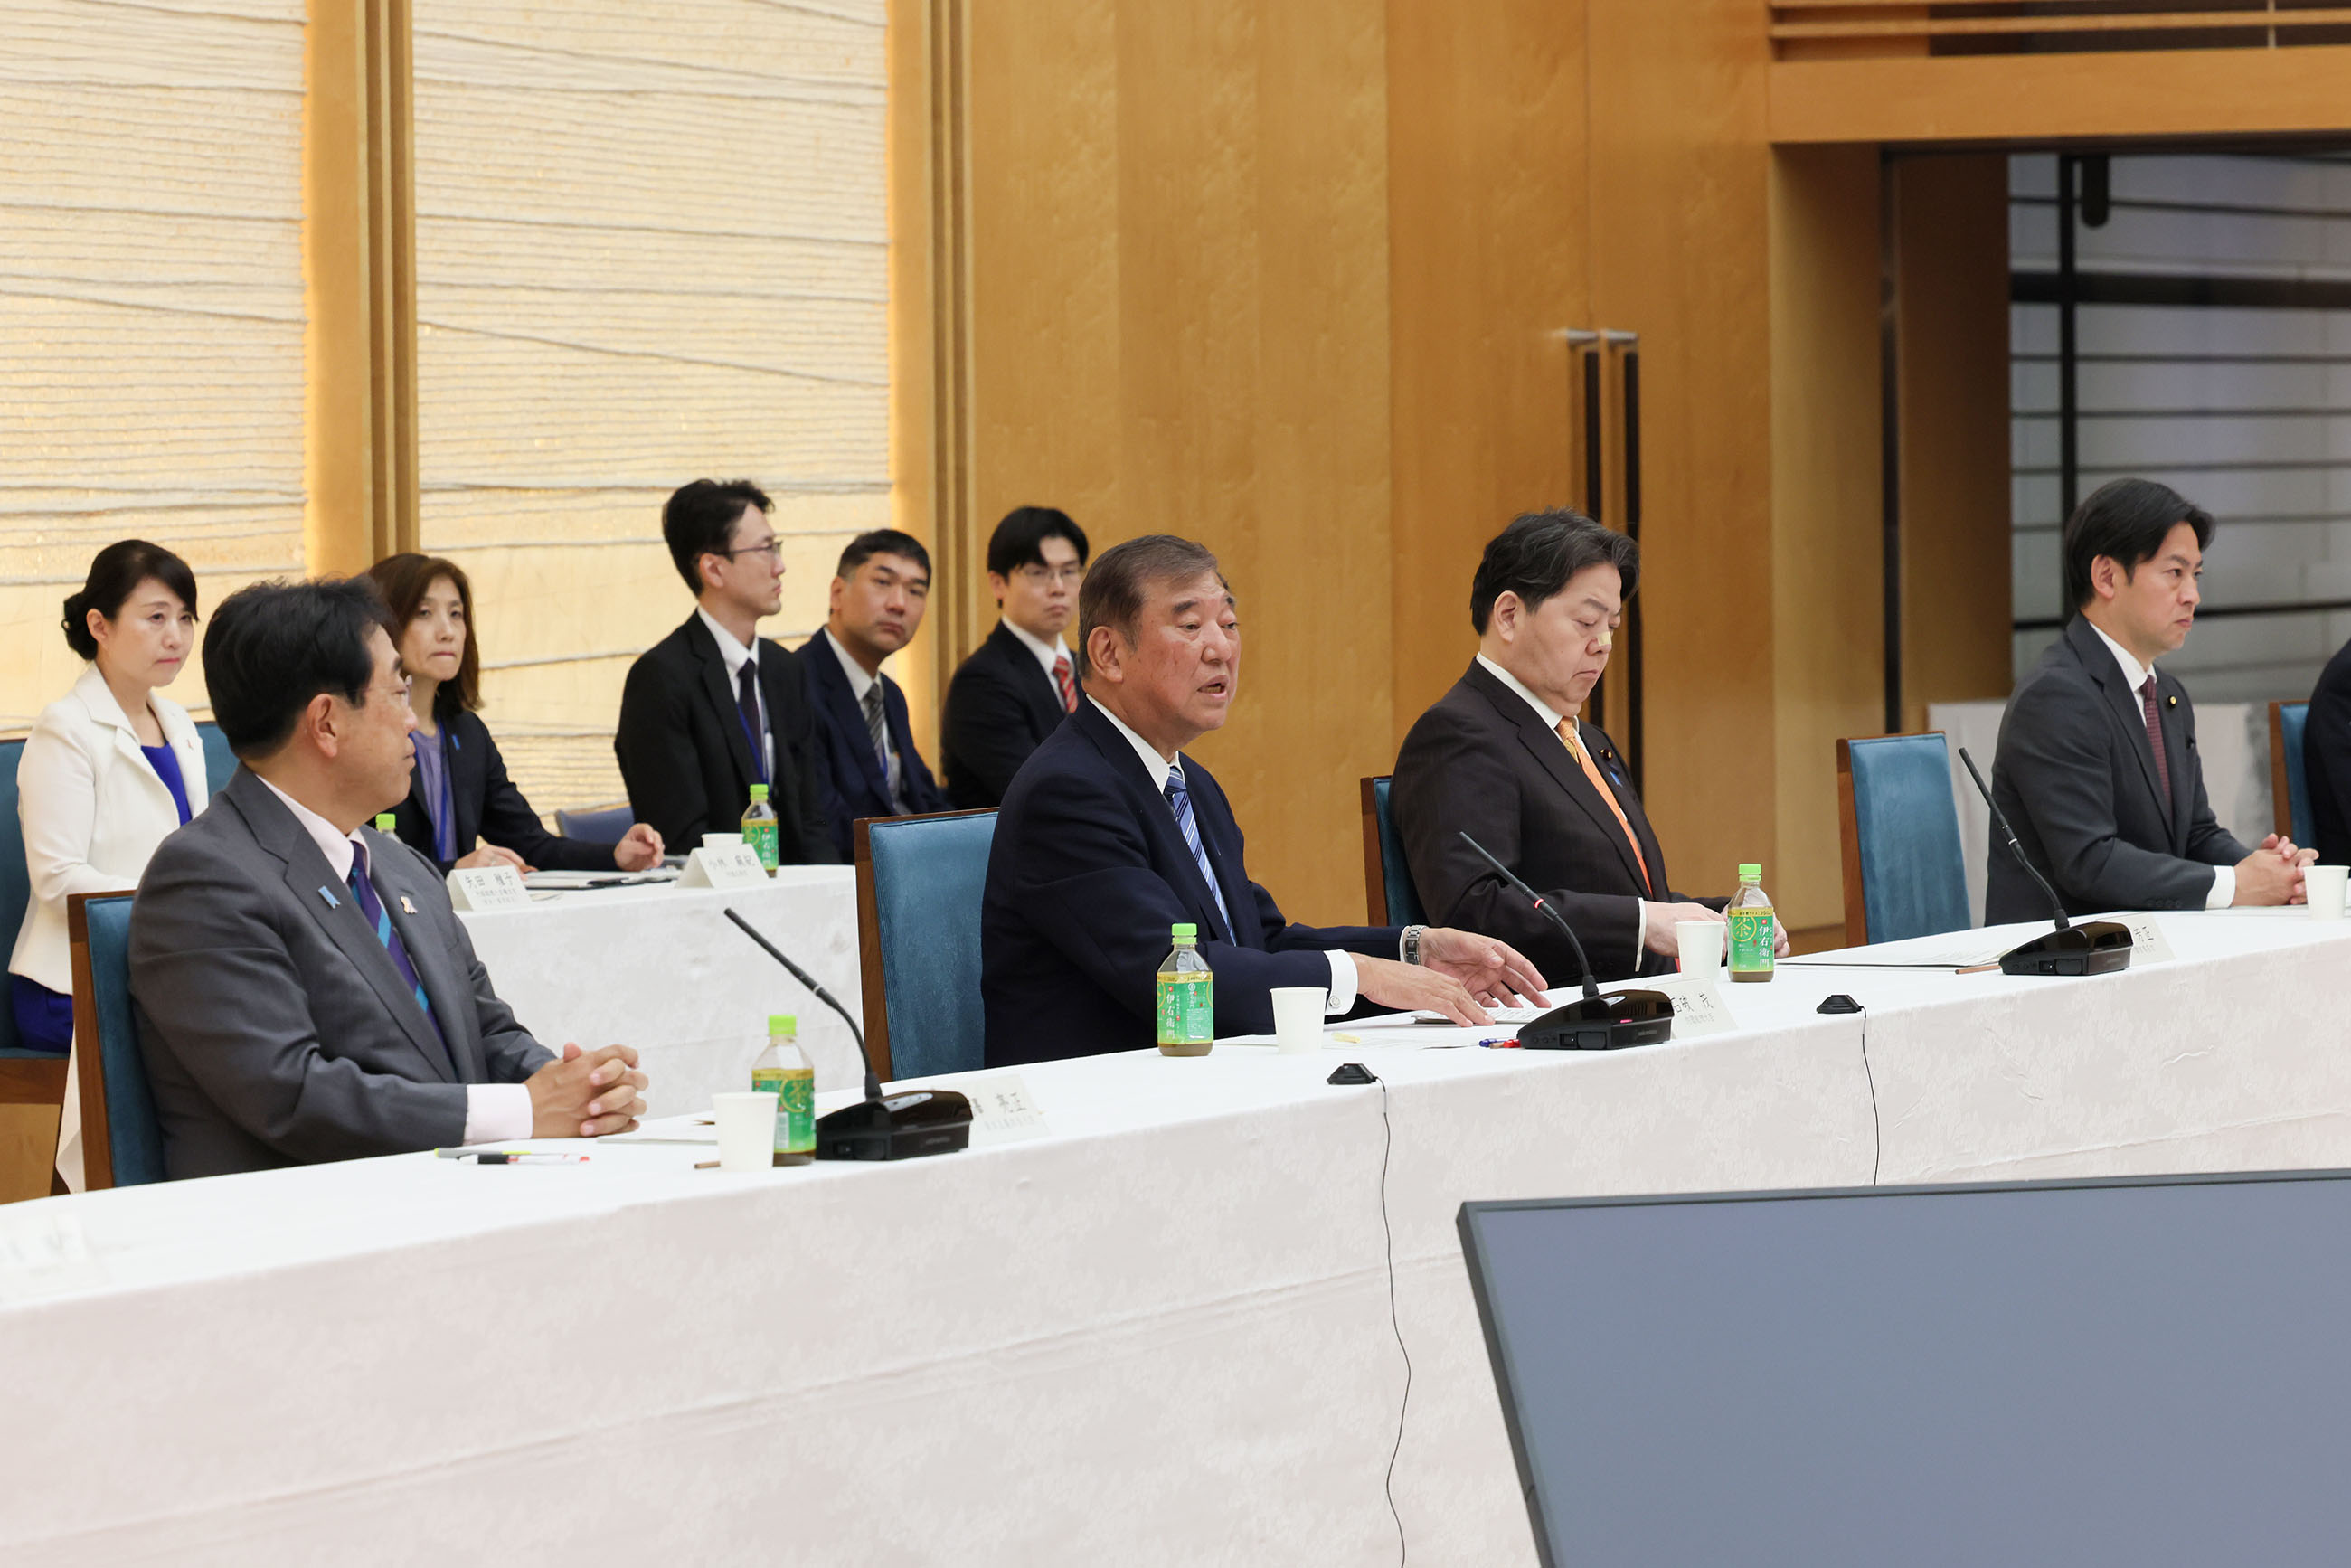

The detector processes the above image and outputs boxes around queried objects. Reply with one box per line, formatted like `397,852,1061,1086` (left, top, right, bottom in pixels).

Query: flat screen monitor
1460,1172,2351,1567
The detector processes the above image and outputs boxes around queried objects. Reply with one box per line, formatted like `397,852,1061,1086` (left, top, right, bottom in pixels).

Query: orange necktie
1558,718,1651,894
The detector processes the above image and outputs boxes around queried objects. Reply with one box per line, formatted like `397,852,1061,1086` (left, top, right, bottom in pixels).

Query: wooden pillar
306,0,417,576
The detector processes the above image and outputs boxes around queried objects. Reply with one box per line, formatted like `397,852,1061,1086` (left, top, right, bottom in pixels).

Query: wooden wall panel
1385,0,1588,741
1894,154,2011,732
964,0,1390,923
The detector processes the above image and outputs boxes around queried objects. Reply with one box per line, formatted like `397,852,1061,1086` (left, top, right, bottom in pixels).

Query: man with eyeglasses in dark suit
940,505,1091,808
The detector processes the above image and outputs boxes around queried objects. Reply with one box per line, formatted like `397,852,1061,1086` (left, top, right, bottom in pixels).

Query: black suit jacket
614,614,836,863
389,707,616,873
1393,660,1713,983
939,620,1078,808
798,632,946,860
129,767,554,1179
983,702,1400,1066
2306,637,2351,866
1987,614,2245,922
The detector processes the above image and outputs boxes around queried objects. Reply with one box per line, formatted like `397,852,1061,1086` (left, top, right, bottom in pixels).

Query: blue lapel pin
316,885,340,910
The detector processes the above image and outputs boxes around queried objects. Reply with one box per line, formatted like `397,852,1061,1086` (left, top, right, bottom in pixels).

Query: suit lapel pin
399,895,418,915
2167,694,2176,708
316,885,340,910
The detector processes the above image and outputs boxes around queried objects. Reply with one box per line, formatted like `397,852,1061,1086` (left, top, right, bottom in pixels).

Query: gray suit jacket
129,767,552,1180
1986,615,2246,923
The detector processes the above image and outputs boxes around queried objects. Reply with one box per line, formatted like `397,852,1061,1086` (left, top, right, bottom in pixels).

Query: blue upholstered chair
68,892,165,1189
0,737,72,1139
1836,732,1972,947
2271,701,2314,848
854,809,996,1082
555,803,635,845
194,719,237,800
1358,776,1426,927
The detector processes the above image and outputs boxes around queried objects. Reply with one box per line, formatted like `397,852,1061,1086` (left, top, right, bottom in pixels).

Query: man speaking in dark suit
1393,510,1734,984
130,579,647,1180
799,530,949,858
982,534,1547,1066
1987,477,2308,922
939,505,1089,808
615,479,836,861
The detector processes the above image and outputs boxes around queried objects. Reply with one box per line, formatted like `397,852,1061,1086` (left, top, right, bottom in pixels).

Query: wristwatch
1402,925,1425,966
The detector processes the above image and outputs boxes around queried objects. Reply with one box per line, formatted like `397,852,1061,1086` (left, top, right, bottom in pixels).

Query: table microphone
1457,832,1674,1050
1954,748,2132,978
722,908,970,1160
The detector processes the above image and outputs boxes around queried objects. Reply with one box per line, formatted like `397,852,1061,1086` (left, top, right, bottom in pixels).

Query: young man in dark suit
130,579,647,1179
1988,477,2308,921
799,529,948,859
2306,637,2351,865
939,505,1090,808
981,534,1547,1067
1393,510,1737,985
614,479,836,862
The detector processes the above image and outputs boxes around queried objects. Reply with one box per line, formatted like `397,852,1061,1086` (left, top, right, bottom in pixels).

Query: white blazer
9,665,208,993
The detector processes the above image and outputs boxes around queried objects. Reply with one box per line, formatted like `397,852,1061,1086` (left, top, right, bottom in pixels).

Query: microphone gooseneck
1956,747,2071,932
1459,831,1601,1002
724,907,884,1102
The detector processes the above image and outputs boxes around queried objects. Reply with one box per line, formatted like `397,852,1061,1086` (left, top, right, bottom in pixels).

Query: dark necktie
347,843,444,1048
1164,767,1235,940
863,684,899,806
2139,674,2172,807
735,659,768,784
1052,653,1078,714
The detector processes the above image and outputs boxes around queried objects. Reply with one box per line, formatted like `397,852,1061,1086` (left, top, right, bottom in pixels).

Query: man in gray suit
1987,478,2309,923
131,579,647,1180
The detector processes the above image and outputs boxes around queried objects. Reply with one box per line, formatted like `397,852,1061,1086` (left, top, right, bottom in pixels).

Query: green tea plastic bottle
1727,863,1775,984
750,1014,815,1164
741,783,779,871
1156,922,1213,1056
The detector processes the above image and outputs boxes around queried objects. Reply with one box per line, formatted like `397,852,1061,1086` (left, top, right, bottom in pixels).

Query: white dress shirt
824,628,908,811
1004,617,1074,686
697,607,772,782
1474,653,1648,953
2085,621,2231,910
1089,698,1372,1015
257,778,533,1144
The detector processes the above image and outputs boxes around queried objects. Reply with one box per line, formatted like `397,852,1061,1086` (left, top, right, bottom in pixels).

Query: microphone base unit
815,1088,973,1161
1516,990,1676,1052
1996,921,2134,978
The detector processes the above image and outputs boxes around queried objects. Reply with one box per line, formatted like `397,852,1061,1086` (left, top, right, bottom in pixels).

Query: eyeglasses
1015,563,1085,587
716,541,784,564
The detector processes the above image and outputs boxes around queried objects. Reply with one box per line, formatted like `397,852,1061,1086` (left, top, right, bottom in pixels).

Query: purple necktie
2139,675,2172,807
347,843,444,1048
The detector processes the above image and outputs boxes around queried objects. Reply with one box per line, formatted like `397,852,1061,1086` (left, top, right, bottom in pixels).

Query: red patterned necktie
2139,674,2172,806
1052,654,1078,714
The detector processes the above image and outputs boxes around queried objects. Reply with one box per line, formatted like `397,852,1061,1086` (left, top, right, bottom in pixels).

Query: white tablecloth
5,910,2349,1565
457,867,863,1114
1929,700,2272,925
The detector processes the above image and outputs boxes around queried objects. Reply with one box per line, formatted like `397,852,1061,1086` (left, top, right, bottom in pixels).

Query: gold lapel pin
2167,694,2177,708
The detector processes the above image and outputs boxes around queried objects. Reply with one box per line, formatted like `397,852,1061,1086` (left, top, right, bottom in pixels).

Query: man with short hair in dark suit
799,529,948,859
1988,477,2309,921
1393,509,1735,985
939,505,1090,808
130,578,647,1180
614,479,836,862
2306,638,2351,866
982,534,1547,1067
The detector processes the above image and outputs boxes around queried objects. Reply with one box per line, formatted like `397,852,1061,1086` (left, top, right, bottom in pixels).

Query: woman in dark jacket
366,553,664,874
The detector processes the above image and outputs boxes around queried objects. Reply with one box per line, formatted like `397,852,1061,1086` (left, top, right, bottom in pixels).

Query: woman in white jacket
10,541,206,1190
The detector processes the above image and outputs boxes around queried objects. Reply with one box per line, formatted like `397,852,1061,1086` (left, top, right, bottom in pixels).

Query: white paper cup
1676,921,1725,981
703,832,744,850
712,1091,779,1172
1270,987,1326,1053
2306,864,2348,920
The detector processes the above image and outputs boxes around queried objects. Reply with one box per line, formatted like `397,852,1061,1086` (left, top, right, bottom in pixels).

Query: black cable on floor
1375,1073,1411,1566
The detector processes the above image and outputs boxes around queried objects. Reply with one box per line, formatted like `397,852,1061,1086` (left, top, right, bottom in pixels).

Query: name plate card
2110,912,2177,965
0,1209,106,1303
959,1074,1051,1148
1637,973,1733,1039
678,844,772,890
445,864,532,912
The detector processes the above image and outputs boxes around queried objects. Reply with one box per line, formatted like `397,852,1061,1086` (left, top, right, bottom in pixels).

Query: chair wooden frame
1834,737,1871,949
66,890,136,1192
1359,776,1393,925
2270,700,2296,839
851,808,997,1085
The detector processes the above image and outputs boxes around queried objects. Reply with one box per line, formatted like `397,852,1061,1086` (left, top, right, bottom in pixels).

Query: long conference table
5,908,2350,1563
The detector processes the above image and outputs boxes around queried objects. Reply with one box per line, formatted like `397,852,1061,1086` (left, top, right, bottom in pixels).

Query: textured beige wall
0,0,307,731
408,1,892,813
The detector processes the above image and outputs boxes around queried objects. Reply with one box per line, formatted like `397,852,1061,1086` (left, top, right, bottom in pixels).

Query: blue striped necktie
347,843,444,1045
1164,765,1234,940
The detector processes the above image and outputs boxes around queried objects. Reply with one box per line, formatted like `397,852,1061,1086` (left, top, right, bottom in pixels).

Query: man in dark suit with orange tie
939,506,1090,808
1393,510,1741,984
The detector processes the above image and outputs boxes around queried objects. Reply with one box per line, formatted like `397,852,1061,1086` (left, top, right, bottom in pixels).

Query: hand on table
1642,901,1723,958
526,1043,647,1138
1417,926,1548,1010
1355,957,1500,1026
613,823,666,872
2233,837,2307,906
458,843,532,874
